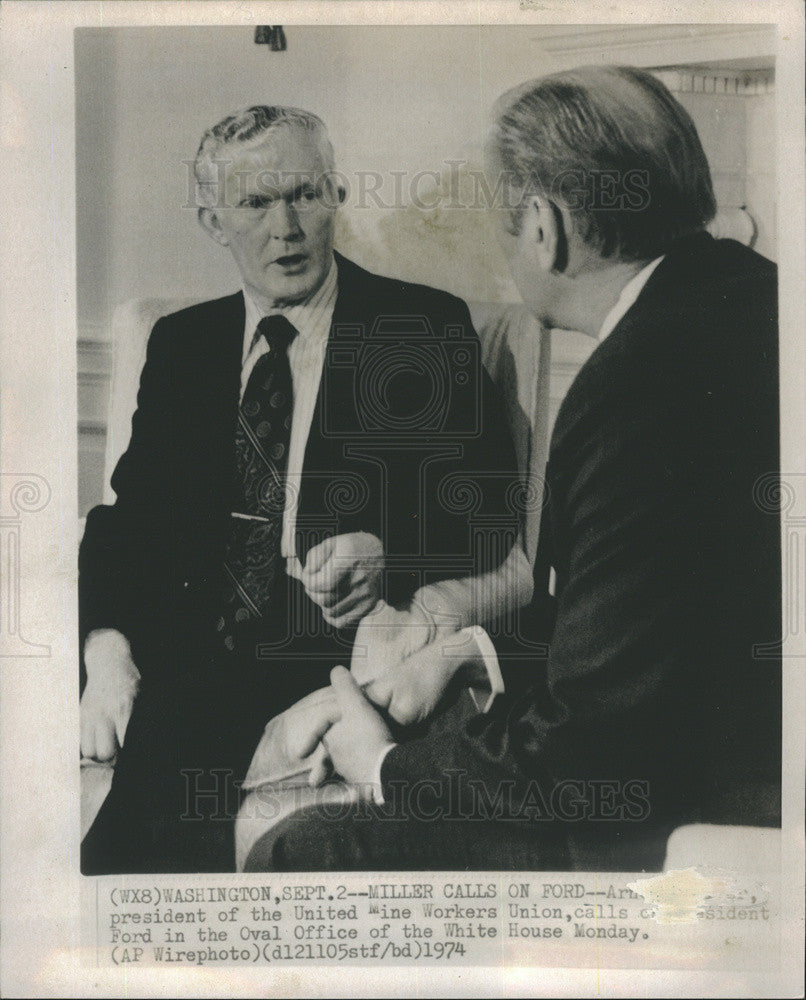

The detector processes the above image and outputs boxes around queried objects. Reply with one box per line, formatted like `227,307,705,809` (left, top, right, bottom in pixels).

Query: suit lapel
183,292,244,513
303,253,377,476
295,255,380,558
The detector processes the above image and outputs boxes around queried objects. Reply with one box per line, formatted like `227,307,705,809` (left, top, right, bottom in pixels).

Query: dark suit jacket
79,253,518,708
381,233,782,870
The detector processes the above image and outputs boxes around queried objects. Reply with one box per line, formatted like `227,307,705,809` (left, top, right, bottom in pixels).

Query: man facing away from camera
250,65,782,873
79,106,524,873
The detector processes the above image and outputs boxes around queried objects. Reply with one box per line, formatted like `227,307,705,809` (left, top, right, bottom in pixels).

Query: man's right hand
358,632,481,726
350,601,471,726
80,628,141,762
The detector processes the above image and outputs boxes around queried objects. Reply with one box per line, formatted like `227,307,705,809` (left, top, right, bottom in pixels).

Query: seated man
79,105,523,874
249,65,782,874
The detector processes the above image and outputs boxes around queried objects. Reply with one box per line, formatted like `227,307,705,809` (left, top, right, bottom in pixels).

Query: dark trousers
242,689,569,873
80,624,343,875
244,799,572,872
81,672,265,874
242,689,680,874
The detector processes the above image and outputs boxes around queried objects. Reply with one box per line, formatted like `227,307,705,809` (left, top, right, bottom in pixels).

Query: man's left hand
323,666,394,796
349,600,438,688
242,686,340,790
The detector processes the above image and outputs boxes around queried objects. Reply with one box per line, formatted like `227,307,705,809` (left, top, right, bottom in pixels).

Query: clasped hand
350,601,466,726
274,610,480,793
298,532,384,629
265,667,394,795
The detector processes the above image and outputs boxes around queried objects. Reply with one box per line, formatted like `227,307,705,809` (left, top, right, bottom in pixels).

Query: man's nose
266,199,303,241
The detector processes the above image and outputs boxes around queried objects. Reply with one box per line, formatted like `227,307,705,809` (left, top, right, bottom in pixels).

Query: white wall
676,88,777,261
76,23,553,343
77,24,778,342
745,90,777,260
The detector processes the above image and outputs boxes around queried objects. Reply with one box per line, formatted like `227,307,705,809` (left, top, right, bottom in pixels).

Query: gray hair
494,65,716,262
194,105,336,208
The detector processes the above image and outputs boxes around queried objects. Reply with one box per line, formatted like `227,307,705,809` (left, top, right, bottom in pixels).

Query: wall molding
78,339,111,376
653,67,775,95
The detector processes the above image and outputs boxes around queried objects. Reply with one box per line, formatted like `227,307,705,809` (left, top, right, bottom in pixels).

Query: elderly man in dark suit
79,106,520,873
251,66,782,873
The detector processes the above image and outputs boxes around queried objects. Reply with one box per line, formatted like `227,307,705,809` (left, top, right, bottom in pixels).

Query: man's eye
242,195,271,210
296,189,318,204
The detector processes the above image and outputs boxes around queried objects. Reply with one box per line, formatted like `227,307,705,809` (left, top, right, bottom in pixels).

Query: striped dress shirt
241,259,338,570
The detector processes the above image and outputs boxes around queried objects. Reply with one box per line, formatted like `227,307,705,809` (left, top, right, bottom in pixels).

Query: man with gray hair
251,66,781,873
79,105,520,873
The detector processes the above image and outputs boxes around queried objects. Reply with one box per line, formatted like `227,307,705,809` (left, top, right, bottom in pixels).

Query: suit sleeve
384,297,521,608
79,318,175,661
455,298,521,579
381,363,706,814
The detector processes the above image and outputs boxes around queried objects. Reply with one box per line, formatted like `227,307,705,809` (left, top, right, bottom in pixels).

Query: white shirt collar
597,255,665,343
242,257,338,362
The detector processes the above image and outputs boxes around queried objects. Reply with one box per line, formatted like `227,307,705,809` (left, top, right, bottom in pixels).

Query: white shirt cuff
372,742,398,805
460,625,505,713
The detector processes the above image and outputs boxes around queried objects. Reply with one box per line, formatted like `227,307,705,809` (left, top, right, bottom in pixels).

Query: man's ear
198,206,230,247
529,195,568,274
325,181,346,208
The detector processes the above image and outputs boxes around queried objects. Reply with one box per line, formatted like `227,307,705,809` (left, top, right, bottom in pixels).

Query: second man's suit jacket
380,232,782,871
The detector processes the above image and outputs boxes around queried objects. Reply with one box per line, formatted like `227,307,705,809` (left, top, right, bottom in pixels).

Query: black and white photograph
1,2,804,995
76,19,783,876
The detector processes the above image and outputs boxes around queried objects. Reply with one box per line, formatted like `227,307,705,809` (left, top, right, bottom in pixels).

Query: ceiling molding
534,24,773,52
530,24,775,69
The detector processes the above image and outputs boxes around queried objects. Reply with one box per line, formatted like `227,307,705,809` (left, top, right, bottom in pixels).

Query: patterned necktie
217,314,296,652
